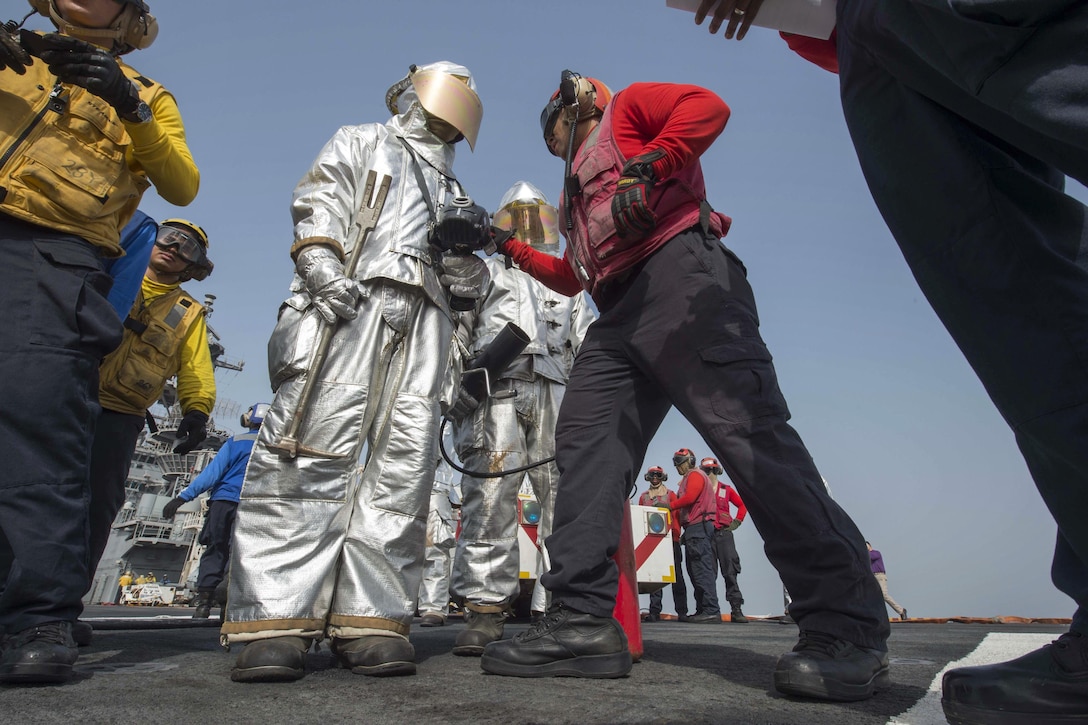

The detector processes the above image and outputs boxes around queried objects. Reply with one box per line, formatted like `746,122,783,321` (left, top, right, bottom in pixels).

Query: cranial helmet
643,466,668,483
699,457,723,476
29,0,158,54
240,403,270,430
539,72,613,150
158,219,213,281
385,61,483,150
672,448,696,468
492,181,560,251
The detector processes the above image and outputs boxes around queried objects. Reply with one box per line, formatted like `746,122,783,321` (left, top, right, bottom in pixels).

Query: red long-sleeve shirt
715,482,747,529
781,30,839,74
503,82,731,296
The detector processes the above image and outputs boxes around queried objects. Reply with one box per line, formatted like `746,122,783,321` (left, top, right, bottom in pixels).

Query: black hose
438,417,555,479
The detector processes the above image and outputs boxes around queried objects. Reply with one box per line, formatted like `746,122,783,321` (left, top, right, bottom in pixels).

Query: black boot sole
480,651,632,678
348,661,416,677
774,665,889,701
0,662,74,684
230,664,305,683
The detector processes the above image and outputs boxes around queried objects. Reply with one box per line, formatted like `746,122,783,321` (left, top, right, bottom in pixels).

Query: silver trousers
224,282,450,641
417,488,455,615
451,376,563,612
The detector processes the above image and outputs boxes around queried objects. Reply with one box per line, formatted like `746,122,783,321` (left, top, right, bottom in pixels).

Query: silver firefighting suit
223,69,474,644
417,456,458,617
450,254,595,614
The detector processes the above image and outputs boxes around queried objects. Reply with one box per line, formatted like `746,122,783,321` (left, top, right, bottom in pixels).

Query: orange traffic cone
612,498,643,661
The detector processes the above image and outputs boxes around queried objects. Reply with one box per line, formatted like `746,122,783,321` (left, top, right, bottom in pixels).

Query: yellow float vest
99,287,204,415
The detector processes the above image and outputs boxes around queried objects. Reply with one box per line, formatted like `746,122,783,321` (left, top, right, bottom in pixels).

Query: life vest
558,93,730,298
676,469,716,528
715,482,735,528
99,286,203,415
0,54,167,255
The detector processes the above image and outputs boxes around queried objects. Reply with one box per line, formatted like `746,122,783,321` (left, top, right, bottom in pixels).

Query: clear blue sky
58,0,1084,619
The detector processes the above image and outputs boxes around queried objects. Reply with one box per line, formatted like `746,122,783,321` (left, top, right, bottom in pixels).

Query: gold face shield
492,201,559,249
409,68,483,151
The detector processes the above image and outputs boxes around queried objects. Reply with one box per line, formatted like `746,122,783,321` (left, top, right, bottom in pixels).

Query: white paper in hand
666,0,836,40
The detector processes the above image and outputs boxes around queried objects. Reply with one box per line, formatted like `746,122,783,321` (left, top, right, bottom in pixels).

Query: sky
40,0,1084,620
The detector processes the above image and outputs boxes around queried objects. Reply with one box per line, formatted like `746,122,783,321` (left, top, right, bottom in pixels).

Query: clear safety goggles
155,227,208,266
492,203,559,248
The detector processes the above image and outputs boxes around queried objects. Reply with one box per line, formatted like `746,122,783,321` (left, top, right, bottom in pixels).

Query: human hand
448,383,481,420
439,253,490,311
162,497,186,520
728,519,742,532
694,0,766,41
295,246,361,324
1,27,32,74
174,410,209,455
612,150,664,238
38,33,143,118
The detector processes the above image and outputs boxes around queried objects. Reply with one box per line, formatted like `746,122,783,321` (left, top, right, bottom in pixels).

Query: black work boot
192,589,215,619
72,620,94,646
230,636,311,683
774,631,889,701
453,609,507,657
332,635,415,677
214,580,229,618
0,621,78,684
480,604,632,678
730,606,749,624
942,631,1088,725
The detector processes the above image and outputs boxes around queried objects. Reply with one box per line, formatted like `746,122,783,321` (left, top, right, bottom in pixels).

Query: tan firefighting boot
453,606,508,657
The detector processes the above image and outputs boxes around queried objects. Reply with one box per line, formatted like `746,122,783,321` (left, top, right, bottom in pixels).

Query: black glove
37,34,142,120
174,410,209,455
611,150,665,239
448,382,481,421
0,27,32,74
488,226,515,256
162,497,186,520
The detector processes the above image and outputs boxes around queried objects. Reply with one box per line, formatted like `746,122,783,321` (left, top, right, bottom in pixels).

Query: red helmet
672,448,696,468
699,457,723,476
539,72,613,146
643,466,667,482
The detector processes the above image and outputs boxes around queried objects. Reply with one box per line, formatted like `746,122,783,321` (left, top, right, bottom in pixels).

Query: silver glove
295,246,361,324
439,253,490,309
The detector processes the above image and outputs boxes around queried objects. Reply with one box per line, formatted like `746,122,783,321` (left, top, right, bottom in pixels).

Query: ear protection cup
29,0,157,52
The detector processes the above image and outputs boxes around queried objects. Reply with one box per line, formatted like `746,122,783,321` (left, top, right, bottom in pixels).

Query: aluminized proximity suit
451,252,595,614
418,457,458,617
224,86,472,645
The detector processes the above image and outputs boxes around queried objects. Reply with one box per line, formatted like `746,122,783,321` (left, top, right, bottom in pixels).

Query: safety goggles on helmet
156,227,207,266
643,466,667,482
672,448,695,468
155,220,213,281
699,457,724,475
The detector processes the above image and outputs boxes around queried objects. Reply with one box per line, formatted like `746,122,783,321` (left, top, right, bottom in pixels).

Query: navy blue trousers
0,217,121,633
838,0,1088,632
541,229,890,650
196,500,238,591
683,521,720,616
